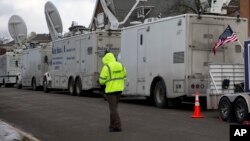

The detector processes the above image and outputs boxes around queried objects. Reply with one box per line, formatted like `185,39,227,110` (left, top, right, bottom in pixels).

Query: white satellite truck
0,15,27,87
0,50,22,87
43,2,120,95
19,43,52,90
120,13,248,108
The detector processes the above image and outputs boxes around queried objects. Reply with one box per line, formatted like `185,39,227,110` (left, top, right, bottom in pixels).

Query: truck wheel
75,78,82,96
17,84,22,89
218,97,233,121
153,81,168,108
3,80,6,87
43,80,50,93
68,79,76,96
234,98,249,123
32,78,37,91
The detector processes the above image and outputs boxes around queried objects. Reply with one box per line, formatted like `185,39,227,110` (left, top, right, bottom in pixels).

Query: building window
137,6,154,18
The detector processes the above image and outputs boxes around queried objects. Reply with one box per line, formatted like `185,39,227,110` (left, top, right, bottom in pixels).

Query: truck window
173,52,184,63
44,56,48,64
87,47,92,55
15,60,18,67
140,34,143,45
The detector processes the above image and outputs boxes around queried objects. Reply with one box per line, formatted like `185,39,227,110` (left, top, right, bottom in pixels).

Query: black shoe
109,128,122,132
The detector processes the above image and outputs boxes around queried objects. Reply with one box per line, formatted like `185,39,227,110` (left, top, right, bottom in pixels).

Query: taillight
191,84,195,89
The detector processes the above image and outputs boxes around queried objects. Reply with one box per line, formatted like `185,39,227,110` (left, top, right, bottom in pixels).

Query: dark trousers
106,92,121,129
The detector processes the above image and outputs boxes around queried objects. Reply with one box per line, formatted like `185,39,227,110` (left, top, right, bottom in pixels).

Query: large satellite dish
45,1,63,40
8,15,27,46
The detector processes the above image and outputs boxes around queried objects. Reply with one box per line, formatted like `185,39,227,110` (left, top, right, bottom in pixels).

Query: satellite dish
45,1,63,40
8,15,27,46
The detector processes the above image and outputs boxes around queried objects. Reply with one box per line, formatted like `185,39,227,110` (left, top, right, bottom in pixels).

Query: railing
207,64,244,109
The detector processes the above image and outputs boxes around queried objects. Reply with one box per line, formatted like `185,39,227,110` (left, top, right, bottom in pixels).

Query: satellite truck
0,15,26,87
8,15,53,90
120,0,250,122
0,49,22,87
43,1,120,95
18,42,52,90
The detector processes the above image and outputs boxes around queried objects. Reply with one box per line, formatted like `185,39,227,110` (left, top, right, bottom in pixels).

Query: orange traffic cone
192,91,204,118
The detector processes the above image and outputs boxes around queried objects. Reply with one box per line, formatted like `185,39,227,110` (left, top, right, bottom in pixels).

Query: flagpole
237,39,244,53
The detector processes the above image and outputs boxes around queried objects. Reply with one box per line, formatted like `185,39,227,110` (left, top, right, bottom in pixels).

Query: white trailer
19,44,52,90
214,41,250,123
0,51,22,87
120,14,248,108
43,31,120,95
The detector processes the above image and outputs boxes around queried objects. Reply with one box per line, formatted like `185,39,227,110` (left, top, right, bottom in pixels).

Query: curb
0,120,40,141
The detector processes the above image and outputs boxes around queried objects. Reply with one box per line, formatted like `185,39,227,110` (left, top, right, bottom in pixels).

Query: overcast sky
0,0,96,40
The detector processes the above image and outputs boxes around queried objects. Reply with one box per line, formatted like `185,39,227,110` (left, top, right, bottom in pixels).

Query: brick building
240,0,250,37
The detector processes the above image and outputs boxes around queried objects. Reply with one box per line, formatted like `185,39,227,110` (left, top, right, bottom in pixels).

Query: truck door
137,28,146,94
191,24,225,75
189,23,226,95
80,39,87,73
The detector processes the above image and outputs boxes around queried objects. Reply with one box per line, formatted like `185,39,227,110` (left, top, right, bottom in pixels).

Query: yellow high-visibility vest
99,53,126,94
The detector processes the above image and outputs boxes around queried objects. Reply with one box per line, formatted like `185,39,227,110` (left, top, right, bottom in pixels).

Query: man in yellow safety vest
99,52,126,132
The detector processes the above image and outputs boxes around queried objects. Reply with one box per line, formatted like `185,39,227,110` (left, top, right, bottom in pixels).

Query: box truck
43,1,120,95
0,50,22,87
43,31,120,95
120,14,248,108
19,44,52,90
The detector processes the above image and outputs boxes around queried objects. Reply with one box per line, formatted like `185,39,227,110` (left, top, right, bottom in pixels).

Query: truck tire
32,78,37,91
234,98,249,123
3,79,6,87
68,78,76,96
43,80,50,93
153,80,168,108
75,78,82,96
17,84,22,89
218,97,233,121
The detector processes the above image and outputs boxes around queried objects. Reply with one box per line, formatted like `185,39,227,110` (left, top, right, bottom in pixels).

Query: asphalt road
0,87,232,141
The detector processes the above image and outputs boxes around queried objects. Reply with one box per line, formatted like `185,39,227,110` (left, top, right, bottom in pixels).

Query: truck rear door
191,24,225,76
189,23,225,95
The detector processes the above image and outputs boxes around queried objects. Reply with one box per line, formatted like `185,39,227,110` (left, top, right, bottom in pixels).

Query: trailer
213,41,250,123
0,50,22,87
43,30,120,95
120,14,248,108
19,44,52,90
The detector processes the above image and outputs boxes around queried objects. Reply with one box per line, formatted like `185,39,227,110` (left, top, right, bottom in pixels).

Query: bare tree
0,33,10,44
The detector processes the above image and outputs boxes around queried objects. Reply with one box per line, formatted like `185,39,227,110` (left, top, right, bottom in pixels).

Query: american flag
213,25,238,55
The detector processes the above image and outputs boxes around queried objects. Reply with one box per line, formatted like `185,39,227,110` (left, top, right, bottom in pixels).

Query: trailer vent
173,52,184,63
